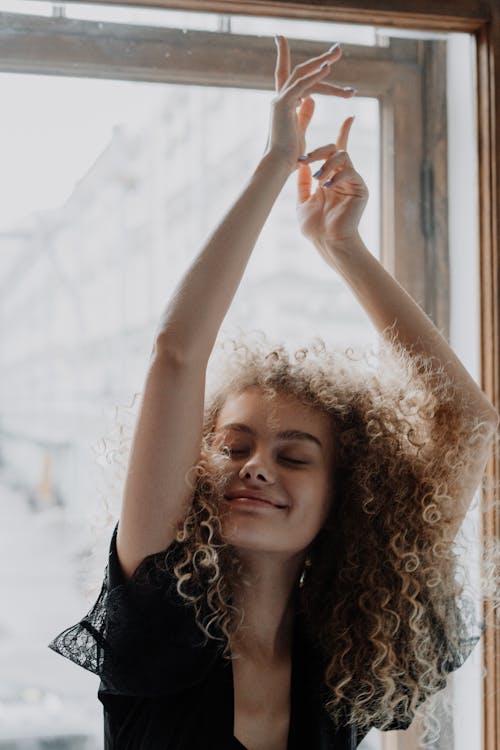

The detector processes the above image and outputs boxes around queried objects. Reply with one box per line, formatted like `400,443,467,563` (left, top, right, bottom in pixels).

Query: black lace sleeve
432,593,484,675
48,523,222,697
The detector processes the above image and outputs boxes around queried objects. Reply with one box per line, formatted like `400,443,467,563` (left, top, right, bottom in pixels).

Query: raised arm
295,109,499,541
116,38,356,578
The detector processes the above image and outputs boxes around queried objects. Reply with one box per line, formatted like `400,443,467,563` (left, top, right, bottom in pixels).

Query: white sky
0,72,164,231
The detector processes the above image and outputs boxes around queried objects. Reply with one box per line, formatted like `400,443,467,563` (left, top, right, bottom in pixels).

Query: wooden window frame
4,1,499,749
0,12,449,332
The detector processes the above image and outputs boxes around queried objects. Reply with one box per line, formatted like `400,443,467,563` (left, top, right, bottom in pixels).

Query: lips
224,490,288,509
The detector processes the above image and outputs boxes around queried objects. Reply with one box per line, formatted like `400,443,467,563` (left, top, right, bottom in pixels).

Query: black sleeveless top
48,523,480,749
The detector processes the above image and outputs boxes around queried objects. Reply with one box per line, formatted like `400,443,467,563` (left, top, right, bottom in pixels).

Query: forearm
320,233,499,423
155,151,291,362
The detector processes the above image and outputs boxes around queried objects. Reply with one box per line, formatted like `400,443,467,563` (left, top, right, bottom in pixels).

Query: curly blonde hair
94,329,499,742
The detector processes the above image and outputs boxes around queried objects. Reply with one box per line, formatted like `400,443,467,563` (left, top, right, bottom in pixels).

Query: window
0,2,498,749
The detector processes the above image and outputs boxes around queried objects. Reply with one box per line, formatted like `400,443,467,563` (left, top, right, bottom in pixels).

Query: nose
238,452,276,484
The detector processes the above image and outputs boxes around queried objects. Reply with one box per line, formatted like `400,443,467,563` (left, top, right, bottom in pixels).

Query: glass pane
66,1,378,45
0,4,483,750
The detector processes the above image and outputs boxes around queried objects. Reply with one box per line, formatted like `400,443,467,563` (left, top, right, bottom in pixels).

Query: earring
299,556,312,587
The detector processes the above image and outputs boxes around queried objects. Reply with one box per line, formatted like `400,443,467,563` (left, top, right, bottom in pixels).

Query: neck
229,550,305,663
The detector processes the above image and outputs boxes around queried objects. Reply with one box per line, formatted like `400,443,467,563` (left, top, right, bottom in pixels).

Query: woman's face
213,386,336,556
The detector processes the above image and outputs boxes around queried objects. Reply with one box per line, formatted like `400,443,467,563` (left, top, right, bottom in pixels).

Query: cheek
289,474,331,516
299,468,330,498
310,476,333,524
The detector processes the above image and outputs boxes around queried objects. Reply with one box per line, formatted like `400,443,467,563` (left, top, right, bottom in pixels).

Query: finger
297,96,315,133
283,62,333,103
336,116,355,151
324,166,358,187
274,35,291,92
289,43,342,85
313,149,353,181
297,143,337,164
323,167,367,196
310,82,358,98
297,163,313,204
275,35,292,93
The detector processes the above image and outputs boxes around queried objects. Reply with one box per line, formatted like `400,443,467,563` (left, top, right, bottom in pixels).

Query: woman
49,36,499,750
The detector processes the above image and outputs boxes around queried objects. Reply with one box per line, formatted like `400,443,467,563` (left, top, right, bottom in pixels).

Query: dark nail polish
312,168,324,178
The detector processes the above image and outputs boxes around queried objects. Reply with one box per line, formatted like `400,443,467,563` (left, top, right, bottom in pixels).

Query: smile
224,496,287,510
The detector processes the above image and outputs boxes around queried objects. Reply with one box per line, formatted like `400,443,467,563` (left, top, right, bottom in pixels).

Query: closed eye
223,448,308,465
223,448,246,456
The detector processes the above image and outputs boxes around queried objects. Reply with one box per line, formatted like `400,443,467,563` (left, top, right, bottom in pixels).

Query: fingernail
312,167,324,178
323,179,333,187
320,61,331,70
328,42,340,53
297,154,309,161
344,87,358,93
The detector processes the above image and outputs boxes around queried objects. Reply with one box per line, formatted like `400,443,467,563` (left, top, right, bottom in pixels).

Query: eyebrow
217,422,323,448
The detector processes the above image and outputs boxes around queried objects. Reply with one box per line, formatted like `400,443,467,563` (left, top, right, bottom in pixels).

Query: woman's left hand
296,117,369,254
264,36,357,170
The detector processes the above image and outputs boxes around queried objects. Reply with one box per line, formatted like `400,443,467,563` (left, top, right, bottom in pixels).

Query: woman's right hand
264,36,357,171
